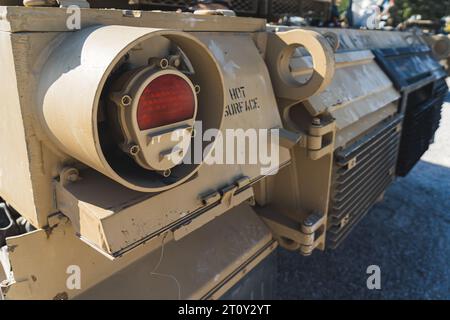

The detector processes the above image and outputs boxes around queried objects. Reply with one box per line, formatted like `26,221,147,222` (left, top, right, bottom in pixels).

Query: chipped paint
208,40,240,78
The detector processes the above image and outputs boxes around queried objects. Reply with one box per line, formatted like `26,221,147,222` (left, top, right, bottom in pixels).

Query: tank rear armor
0,3,446,299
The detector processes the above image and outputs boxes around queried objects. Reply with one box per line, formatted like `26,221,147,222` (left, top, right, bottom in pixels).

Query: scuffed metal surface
290,49,399,148
276,83,450,300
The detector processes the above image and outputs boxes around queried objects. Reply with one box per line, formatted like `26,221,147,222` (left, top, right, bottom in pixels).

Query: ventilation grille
138,0,188,8
135,0,260,14
328,116,403,249
132,0,190,9
230,0,259,15
270,0,300,16
269,0,331,19
396,78,448,177
300,0,330,19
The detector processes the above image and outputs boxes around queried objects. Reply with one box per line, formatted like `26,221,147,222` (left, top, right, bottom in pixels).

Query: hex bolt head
159,169,171,178
67,173,78,182
312,117,321,126
303,218,314,227
121,95,132,107
129,145,140,156
160,58,169,69
60,167,79,185
169,56,181,68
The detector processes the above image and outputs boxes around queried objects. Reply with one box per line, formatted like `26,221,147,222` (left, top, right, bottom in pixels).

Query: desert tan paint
0,6,266,33
3,204,275,300
0,8,289,235
0,9,289,300
265,29,336,116
0,32,43,227
53,28,289,256
290,50,400,148
39,25,226,193
270,25,426,50
0,5,418,299
423,34,450,61
253,25,408,254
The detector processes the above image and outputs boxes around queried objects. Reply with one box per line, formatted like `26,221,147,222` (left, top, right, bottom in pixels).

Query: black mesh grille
373,46,448,178
268,0,331,19
131,0,190,9
271,0,300,16
396,79,448,177
328,116,403,249
230,0,259,15
300,0,329,19
139,0,190,6
135,0,261,14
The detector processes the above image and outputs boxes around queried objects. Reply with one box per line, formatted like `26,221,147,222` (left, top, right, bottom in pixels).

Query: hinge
173,177,253,241
258,208,326,256
201,191,221,206
301,117,336,160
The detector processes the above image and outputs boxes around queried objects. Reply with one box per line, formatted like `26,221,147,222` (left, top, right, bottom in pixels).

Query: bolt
159,58,169,69
60,167,79,185
312,117,321,126
129,145,140,156
66,168,79,182
194,84,201,95
159,169,171,178
169,56,181,68
303,218,314,227
121,95,132,107
67,173,78,182
148,57,170,69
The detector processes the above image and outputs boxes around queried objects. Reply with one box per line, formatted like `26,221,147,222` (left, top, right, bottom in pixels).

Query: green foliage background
338,0,450,21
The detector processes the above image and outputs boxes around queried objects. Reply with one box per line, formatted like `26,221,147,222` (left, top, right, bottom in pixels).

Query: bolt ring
170,56,181,68
163,169,171,177
160,58,169,69
129,145,140,156
121,95,132,107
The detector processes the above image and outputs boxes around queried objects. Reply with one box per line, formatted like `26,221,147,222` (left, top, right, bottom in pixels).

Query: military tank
0,0,447,299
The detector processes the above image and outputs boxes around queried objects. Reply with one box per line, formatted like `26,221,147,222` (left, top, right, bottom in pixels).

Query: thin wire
150,232,182,300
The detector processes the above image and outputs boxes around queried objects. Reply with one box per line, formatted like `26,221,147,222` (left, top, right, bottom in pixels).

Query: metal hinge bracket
303,118,336,160
173,177,253,241
258,208,326,256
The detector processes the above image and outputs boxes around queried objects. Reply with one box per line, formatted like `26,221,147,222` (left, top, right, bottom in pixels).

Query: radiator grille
138,0,188,8
269,0,330,19
300,0,330,19
271,0,300,16
328,116,403,249
136,0,260,14
396,78,448,177
230,0,259,15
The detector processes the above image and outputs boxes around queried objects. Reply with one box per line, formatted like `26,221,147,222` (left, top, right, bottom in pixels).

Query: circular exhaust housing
38,25,225,192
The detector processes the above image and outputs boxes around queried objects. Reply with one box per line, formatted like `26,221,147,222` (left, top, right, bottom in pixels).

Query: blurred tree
338,0,450,21
394,0,450,21
338,0,350,13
